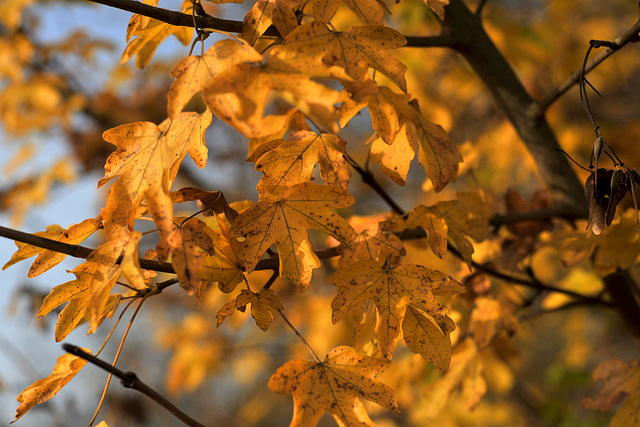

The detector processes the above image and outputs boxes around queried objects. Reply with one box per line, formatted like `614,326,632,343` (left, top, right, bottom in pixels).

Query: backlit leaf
13,350,89,422
268,346,400,426
231,183,355,290
242,0,300,45
330,260,463,358
403,305,455,372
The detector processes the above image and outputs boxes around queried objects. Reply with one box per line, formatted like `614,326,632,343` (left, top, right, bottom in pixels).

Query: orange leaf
330,260,463,358
231,183,355,290
272,22,407,91
3,224,64,270
268,346,399,426
403,305,455,372
13,350,89,422
242,0,300,45
204,57,341,137
235,288,284,331
28,218,101,278
255,130,351,200
312,0,385,25
168,40,262,118
338,216,405,268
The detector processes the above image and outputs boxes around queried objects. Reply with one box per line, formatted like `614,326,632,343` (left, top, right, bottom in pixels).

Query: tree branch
539,17,640,112
62,344,206,427
440,0,587,217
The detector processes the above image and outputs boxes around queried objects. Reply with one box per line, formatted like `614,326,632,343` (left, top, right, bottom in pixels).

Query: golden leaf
272,22,407,91
3,224,64,270
330,260,463,358
242,0,300,45
204,57,341,137
312,0,385,25
27,218,102,278
13,350,89,422
231,183,355,290
122,1,193,69
338,216,405,268
424,0,449,19
255,130,351,200
403,305,455,372
235,288,284,331
168,40,262,118
268,346,400,426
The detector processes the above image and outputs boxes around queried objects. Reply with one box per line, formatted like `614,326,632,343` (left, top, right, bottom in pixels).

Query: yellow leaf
122,1,193,69
330,260,463,358
338,215,405,268
370,124,415,185
424,0,449,19
231,183,355,290
242,0,300,45
13,350,89,422
3,224,64,270
204,57,341,137
312,0,385,25
468,296,518,349
403,305,455,372
28,218,102,278
407,200,476,268
167,218,216,296
255,130,351,200
268,346,400,426
201,225,245,293
168,40,262,118
99,110,212,238
235,288,284,331
272,22,407,91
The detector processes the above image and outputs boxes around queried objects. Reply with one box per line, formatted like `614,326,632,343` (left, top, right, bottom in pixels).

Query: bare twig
62,344,206,427
539,17,640,112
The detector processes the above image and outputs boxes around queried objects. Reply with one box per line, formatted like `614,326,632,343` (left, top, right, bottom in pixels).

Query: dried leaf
403,305,455,372
13,350,89,422
268,346,400,426
242,0,300,45
330,260,463,358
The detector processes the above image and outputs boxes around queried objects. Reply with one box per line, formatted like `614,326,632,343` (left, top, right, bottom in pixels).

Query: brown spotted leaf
330,260,463,358
255,130,351,200
242,0,300,45
403,305,455,372
231,183,355,290
235,288,284,331
268,346,399,426
312,0,385,25
3,224,64,270
168,40,262,118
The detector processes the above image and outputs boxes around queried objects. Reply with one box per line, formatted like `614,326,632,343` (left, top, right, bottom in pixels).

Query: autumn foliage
2,0,640,426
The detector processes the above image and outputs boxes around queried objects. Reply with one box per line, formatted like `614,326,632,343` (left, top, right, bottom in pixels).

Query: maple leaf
268,346,400,426
27,218,101,278
230,183,355,290
165,217,216,297
98,110,212,238
370,123,415,185
330,260,464,358
13,350,89,422
204,56,341,137
407,200,481,268
338,215,405,268
201,225,245,293
122,1,193,69
3,224,64,270
425,0,449,19
217,289,284,330
272,22,407,91
255,130,351,200
403,305,456,372
583,359,640,427
312,0,385,25
167,40,263,119
242,0,300,45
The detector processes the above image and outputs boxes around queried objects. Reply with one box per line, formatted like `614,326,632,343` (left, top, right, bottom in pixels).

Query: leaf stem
276,310,322,363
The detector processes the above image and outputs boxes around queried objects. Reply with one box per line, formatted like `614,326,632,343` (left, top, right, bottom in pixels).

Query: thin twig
62,344,206,427
539,17,640,112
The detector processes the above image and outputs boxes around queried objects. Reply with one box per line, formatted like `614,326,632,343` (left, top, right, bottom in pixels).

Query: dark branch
539,17,640,112
62,344,206,427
